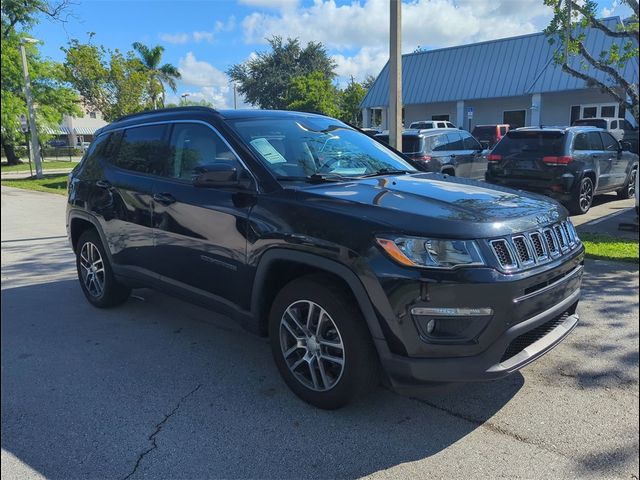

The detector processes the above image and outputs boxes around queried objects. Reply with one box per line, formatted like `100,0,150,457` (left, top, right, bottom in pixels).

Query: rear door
151,121,254,305
601,131,627,188
444,132,473,177
100,124,171,273
462,132,487,180
587,131,613,190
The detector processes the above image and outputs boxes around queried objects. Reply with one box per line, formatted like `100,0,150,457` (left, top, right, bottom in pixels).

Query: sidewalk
576,205,639,241
1,168,75,180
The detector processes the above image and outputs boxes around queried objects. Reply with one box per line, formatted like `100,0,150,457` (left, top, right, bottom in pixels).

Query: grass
580,233,639,264
1,174,69,195
1,160,78,172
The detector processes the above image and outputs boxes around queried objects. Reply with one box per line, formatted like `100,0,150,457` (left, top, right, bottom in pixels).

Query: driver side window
167,123,239,180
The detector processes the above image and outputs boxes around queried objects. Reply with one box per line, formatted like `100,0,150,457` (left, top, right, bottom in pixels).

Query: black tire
616,167,637,200
568,176,594,215
76,229,130,308
268,274,379,409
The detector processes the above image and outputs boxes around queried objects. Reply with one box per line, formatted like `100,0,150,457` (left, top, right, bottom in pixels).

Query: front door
151,121,253,305
600,131,627,188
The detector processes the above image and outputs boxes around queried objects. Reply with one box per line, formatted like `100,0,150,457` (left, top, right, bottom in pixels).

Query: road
1,186,638,479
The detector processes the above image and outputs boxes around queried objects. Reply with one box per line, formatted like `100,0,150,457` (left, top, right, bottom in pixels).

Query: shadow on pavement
1,279,523,479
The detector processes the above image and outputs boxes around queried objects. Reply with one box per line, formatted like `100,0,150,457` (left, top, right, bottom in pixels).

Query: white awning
73,126,99,135
42,125,71,135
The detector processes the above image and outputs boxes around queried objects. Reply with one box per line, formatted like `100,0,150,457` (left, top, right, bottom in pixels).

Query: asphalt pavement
1,186,638,479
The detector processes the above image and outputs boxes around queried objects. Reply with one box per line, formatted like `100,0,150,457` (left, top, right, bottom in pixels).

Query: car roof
402,127,461,136
513,125,604,133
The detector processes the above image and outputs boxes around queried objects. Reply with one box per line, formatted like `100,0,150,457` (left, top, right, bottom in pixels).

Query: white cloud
214,16,236,32
192,31,214,42
238,0,298,11
159,32,190,44
240,0,555,81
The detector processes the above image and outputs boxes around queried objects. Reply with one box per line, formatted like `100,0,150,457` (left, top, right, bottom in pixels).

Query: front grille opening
523,271,567,296
513,236,532,263
544,229,558,254
562,222,574,245
491,240,516,268
554,225,567,250
530,233,545,259
501,311,570,362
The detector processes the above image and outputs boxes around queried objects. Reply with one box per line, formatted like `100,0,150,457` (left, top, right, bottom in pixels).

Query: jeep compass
67,107,584,409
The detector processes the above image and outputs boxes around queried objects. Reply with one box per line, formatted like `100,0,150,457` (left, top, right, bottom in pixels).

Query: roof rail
113,106,218,123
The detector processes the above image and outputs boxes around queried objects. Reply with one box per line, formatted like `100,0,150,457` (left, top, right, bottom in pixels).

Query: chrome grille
489,239,516,269
488,221,581,272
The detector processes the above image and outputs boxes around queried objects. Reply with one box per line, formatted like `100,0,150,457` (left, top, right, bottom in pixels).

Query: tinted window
492,131,566,156
166,123,238,180
587,131,604,150
83,133,111,163
600,132,618,151
573,119,607,129
115,125,170,175
503,110,526,129
432,134,452,152
462,133,482,150
472,126,498,140
573,133,589,151
446,133,464,150
375,135,422,153
445,122,456,128
611,120,618,129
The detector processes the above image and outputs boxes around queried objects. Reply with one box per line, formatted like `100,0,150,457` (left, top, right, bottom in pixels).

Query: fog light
426,319,436,334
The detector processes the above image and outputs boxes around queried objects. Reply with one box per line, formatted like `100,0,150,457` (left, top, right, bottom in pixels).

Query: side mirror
193,164,244,188
620,141,632,152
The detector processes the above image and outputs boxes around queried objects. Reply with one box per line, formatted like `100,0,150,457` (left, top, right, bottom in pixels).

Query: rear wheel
268,275,379,409
76,229,130,308
568,176,594,215
616,167,637,200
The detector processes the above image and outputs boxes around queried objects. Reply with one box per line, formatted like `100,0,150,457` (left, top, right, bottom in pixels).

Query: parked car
67,107,584,409
409,120,456,130
572,117,639,154
472,124,510,149
48,139,68,148
375,128,488,180
485,126,638,214
360,127,381,137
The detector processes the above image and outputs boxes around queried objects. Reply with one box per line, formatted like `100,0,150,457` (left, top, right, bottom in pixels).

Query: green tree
339,77,367,125
62,39,152,121
228,36,336,109
544,0,639,121
1,0,80,164
286,71,340,117
361,74,377,92
132,42,181,109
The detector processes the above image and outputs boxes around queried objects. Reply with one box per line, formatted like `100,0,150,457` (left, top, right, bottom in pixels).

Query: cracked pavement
1,186,638,479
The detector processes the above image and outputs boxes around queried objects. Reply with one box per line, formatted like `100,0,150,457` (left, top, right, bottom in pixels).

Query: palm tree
132,42,181,109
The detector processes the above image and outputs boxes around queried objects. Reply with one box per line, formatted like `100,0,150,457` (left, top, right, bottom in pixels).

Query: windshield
573,119,607,129
228,116,415,179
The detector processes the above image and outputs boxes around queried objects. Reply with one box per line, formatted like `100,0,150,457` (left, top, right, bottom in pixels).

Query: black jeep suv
485,126,638,214
67,107,584,409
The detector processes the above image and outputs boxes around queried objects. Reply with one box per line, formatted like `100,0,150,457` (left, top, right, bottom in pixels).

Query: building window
579,103,618,120
89,111,97,119
600,105,616,117
503,110,526,128
570,105,581,125
431,114,450,121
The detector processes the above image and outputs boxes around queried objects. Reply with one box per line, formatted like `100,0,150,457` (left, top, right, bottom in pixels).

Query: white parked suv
409,120,456,130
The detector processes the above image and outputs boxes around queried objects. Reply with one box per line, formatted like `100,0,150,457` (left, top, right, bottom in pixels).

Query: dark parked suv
376,128,488,180
485,126,638,214
67,107,584,409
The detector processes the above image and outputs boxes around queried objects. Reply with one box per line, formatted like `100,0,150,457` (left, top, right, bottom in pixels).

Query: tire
616,167,637,200
76,229,130,308
268,274,379,409
568,176,594,215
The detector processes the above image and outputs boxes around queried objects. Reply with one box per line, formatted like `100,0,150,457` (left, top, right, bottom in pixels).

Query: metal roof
361,17,639,108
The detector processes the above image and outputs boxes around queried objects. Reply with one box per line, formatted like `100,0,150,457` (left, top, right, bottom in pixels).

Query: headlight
376,236,485,269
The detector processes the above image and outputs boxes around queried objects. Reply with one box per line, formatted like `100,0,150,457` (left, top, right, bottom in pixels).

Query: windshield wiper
360,168,413,178
306,173,350,183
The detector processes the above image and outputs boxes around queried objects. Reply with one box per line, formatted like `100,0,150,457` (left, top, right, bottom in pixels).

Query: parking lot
1,186,638,479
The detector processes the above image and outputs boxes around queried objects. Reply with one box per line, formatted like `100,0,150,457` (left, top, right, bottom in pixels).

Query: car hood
294,173,567,238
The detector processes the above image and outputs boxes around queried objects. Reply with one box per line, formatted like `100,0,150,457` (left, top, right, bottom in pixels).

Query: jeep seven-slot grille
489,221,580,271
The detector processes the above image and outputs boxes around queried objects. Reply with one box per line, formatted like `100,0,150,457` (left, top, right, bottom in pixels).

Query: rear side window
446,133,464,150
600,132,618,151
492,131,566,156
115,125,170,175
462,133,482,150
573,133,589,150
166,123,239,180
432,134,452,152
587,131,604,150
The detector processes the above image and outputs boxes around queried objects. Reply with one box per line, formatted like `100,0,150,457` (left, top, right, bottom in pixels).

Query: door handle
95,180,112,189
153,192,176,205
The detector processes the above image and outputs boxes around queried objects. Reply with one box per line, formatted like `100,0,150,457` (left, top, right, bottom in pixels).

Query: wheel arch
250,249,385,342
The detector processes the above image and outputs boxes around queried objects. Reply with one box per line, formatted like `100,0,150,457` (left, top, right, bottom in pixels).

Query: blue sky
31,0,630,109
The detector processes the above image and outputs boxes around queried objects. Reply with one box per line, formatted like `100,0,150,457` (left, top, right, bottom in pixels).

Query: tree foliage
286,71,340,117
62,39,152,121
339,78,367,125
132,42,181,109
1,0,80,164
544,0,639,121
228,36,336,109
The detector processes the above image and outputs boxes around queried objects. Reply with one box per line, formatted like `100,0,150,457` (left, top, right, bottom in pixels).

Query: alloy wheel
79,241,105,298
628,169,637,198
279,300,345,392
579,179,593,212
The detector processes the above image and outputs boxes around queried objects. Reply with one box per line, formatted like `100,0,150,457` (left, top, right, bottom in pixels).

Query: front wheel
568,176,594,215
76,229,130,308
616,167,637,200
268,275,379,409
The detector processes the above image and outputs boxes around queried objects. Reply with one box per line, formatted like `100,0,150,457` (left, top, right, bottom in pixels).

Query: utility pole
389,0,402,151
19,38,43,179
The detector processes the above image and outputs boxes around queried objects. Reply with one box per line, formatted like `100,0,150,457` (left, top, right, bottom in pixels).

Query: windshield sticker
250,138,287,164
